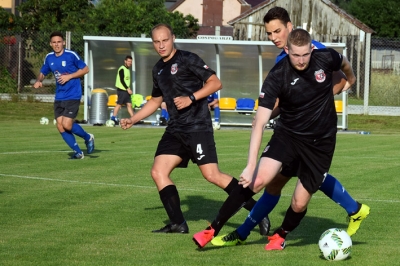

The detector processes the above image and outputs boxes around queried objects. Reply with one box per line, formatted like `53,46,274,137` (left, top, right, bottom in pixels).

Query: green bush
0,67,17,93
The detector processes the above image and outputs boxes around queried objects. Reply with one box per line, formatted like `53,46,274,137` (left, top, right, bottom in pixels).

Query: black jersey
259,48,343,138
152,50,215,133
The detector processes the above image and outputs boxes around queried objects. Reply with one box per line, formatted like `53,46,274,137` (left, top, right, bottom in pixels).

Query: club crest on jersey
314,69,326,83
62,61,66,67
203,65,209,69
171,63,178,75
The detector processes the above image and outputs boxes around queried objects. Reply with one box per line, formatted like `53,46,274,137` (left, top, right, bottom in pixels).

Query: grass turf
0,101,399,265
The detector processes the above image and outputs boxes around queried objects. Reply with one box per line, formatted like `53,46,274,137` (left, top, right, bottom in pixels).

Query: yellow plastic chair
107,94,118,107
145,95,152,101
254,99,258,110
219,97,236,110
335,100,343,113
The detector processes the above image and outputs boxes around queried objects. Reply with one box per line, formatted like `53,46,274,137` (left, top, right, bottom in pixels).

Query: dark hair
287,28,311,49
50,31,64,40
125,55,132,60
263,6,291,25
150,23,174,38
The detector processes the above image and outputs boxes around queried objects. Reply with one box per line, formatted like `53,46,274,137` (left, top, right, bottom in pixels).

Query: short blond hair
287,28,311,49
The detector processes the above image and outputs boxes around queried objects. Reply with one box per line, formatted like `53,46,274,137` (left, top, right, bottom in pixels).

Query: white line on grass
1,173,399,204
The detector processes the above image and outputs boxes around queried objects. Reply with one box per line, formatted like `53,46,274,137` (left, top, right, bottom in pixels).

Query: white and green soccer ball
40,117,49,125
319,228,352,261
105,119,115,127
212,122,220,130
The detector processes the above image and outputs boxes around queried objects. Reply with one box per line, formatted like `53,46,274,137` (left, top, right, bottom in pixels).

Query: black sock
159,185,185,225
276,205,307,238
223,178,257,212
211,184,255,236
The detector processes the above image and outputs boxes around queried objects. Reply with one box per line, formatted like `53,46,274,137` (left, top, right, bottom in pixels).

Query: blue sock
237,191,280,239
61,131,82,154
319,174,359,215
214,107,220,122
165,111,169,120
71,123,90,141
161,109,167,118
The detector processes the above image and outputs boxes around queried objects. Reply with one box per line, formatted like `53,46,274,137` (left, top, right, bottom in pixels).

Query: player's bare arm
173,74,222,110
340,56,356,91
33,73,46,88
120,96,163,129
240,106,272,188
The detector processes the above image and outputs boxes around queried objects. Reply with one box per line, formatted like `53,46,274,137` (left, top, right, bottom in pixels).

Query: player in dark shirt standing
120,23,270,234
193,28,356,250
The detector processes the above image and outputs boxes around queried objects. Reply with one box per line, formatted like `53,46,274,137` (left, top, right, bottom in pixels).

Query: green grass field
0,101,399,265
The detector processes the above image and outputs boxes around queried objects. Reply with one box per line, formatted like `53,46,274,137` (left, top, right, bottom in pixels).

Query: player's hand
120,118,133,130
173,96,192,110
127,88,133,95
57,74,71,85
33,81,43,89
239,167,254,188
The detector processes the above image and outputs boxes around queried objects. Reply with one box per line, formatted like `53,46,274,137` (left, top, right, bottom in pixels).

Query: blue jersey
40,49,87,101
207,92,218,103
275,40,326,64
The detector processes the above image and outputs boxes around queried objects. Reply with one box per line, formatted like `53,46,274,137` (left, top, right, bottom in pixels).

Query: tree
88,0,199,38
0,8,21,31
347,0,400,37
17,0,95,33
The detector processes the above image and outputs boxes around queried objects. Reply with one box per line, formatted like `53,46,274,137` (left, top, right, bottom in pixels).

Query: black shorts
54,100,80,119
116,89,131,105
155,131,218,168
280,160,300,178
261,131,336,194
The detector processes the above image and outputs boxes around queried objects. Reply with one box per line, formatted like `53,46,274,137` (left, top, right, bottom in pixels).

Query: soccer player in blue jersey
120,24,269,234
34,31,94,159
207,92,221,128
193,7,369,249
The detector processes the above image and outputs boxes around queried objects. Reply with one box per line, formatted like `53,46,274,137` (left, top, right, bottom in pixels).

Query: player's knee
150,167,163,182
290,200,307,212
252,176,267,193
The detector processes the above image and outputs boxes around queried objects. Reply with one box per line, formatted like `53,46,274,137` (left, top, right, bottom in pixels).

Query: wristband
189,94,196,103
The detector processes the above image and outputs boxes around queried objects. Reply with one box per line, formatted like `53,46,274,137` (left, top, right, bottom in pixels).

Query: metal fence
1,30,399,115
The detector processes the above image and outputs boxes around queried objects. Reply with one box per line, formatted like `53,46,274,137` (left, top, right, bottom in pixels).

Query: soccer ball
40,117,49,125
319,228,352,261
105,119,115,127
212,122,220,130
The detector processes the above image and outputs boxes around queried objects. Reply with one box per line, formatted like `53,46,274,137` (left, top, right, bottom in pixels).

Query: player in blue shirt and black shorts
34,31,94,159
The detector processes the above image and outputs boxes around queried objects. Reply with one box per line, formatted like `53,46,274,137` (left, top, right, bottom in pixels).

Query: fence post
363,33,372,115
18,40,22,93
65,31,71,49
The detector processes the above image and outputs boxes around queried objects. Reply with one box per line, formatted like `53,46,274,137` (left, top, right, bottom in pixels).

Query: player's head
124,55,133,68
151,23,176,61
263,7,293,49
49,31,65,54
285,28,312,71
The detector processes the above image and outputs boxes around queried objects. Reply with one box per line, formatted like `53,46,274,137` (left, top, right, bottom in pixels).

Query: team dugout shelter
83,35,348,129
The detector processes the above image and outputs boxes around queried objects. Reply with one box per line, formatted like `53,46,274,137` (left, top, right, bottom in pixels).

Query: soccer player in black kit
193,28,357,250
120,23,270,235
